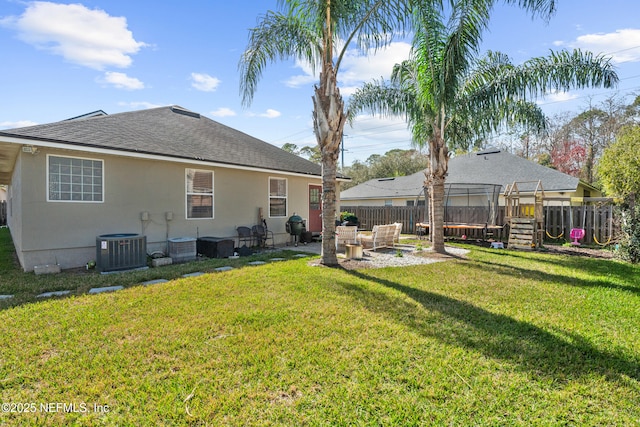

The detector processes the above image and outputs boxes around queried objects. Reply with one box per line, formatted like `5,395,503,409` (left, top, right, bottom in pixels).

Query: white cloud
564,28,640,63
210,108,236,117
284,60,317,88
260,109,281,119
99,72,144,90
117,101,166,110
339,42,412,86
1,1,146,70
190,73,221,92
347,114,412,142
247,109,282,119
538,91,580,105
284,41,412,91
0,120,39,129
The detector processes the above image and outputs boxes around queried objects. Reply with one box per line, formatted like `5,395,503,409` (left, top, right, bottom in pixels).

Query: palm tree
347,2,618,253
239,0,411,265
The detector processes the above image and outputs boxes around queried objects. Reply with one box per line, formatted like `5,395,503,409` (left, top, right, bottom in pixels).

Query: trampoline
416,182,504,239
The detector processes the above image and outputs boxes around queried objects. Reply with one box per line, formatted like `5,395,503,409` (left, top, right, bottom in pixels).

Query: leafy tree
598,125,640,199
299,145,322,164
599,125,640,263
550,139,586,177
348,1,618,253
239,0,411,265
562,94,631,183
342,149,427,189
281,142,301,155
281,143,322,164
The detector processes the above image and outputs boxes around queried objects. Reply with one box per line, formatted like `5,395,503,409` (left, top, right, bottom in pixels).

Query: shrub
617,202,640,263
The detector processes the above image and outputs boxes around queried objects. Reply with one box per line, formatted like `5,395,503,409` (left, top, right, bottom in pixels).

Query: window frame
46,154,104,203
185,168,214,220
268,177,288,218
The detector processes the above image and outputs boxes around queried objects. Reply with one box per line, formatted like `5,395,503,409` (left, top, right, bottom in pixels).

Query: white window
47,155,103,202
269,177,287,217
186,169,213,219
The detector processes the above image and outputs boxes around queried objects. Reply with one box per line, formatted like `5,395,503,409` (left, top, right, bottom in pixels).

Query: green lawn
0,229,639,426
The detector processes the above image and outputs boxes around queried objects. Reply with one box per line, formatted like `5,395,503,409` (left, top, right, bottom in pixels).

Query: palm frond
239,11,322,107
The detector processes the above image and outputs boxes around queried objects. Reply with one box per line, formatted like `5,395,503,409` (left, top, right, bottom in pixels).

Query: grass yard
0,229,639,425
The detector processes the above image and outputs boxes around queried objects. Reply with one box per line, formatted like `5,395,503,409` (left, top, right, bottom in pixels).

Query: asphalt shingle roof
0,106,323,177
341,149,585,200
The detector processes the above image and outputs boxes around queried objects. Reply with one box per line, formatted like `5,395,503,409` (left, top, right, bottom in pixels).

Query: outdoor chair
252,220,275,248
392,222,403,244
237,226,253,247
335,225,358,251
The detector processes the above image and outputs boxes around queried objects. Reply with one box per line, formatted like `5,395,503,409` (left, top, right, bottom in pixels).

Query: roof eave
0,134,323,180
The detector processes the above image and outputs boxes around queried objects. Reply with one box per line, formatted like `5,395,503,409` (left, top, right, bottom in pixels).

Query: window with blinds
186,169,213,219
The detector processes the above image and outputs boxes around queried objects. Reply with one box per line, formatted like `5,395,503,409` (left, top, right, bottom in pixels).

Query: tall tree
599,124,640,263
348,2,618,253
564,94,630,183
239,0,410,265
598,125,640,200
342,149,428,189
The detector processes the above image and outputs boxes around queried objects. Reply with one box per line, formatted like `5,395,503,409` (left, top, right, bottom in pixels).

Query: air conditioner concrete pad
89,285,124,294
142,279,169,286
37,290,71,298
214,266,234,272
152,257,173,267
34,264,61,275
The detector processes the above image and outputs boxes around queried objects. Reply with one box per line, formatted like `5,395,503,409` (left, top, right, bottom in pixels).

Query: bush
617,202,640,264
340,211,358,225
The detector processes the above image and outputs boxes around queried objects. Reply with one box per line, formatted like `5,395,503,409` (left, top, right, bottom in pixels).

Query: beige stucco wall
11,148,322,271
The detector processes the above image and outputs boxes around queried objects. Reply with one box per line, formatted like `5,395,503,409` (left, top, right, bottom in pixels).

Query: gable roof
0,106,325,183
340,172,426,200
341,148,594,200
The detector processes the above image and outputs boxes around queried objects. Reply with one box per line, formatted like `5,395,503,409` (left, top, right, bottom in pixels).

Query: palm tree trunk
429,176,446,253
313,63,345,266
427,133,448,254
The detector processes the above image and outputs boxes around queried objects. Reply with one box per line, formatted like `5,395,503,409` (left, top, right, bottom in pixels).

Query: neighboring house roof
341,148,596,200
340,172,426,201
0,106,326,183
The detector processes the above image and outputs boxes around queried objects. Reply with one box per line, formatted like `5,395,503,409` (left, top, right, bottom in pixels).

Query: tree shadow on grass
467,248,640,296
341,269,640,385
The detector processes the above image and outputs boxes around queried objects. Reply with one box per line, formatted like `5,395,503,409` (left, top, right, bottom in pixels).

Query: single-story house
0,105,338,271
341,148,600,207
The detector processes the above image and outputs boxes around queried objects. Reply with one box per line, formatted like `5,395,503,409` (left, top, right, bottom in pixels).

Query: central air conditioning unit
168,237,197,263
96,234,147,272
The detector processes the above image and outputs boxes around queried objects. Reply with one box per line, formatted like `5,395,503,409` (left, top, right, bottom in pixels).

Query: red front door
308,185,322,233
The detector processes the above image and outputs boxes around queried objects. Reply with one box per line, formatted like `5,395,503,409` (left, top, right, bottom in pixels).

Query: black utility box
197,237,235,258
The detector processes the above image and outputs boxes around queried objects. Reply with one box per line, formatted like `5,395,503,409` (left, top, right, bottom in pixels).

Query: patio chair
392,222,403,244
237,226,253,247
252,220,275,248
335,225,358,251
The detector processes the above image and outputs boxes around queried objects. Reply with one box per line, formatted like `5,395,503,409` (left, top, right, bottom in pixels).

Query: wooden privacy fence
543,205,616,246
342,206,426,235
0,201,6,226
341,204,616,245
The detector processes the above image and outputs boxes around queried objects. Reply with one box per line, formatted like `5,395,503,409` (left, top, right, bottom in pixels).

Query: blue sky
1,0,640,165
